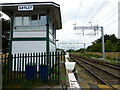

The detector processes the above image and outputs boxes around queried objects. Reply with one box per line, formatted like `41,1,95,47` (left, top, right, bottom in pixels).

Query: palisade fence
1,52,65,86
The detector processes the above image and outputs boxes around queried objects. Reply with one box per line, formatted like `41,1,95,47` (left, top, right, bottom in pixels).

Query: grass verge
70,52,120,64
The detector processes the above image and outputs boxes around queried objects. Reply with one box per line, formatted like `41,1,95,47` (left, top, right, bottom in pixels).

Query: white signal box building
1,2,62,54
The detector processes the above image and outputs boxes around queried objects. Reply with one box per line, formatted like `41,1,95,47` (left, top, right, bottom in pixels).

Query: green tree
116,40,120,52
109,34,118,43
86,34,119,52
91,43,102,52
87,43,101,52
75,48,85,53
66,49,74,52
1,18,10,53
99,34,118,43
105,40,113,52
112,44,117,52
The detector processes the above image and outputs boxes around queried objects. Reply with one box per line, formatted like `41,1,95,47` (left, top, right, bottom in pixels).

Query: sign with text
18,5,33,11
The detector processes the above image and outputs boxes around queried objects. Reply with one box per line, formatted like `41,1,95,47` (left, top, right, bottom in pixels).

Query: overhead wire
99,9,117,25
105,12,119,28
96,1,119,28
88,0,110,23
93,4,119,25
73,0,83,23
88,0,120,30
105,18,118,28
102,8,120,28
84,0,100,23
72,0,118,31
93,5,118,23
86,0,106,24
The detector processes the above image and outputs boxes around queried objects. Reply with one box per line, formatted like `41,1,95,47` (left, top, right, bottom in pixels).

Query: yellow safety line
112,85,120,89
79,82,90,90
97,85,112,90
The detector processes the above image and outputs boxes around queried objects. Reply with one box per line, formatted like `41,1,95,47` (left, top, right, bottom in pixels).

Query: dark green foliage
87,43,102,52
1,18,10,53
76,48,85,53
86,34,120,52
105,40,113,52
116,39,120,52
66,49,74,52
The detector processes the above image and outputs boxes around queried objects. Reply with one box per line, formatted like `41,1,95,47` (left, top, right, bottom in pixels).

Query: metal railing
1,52,65,87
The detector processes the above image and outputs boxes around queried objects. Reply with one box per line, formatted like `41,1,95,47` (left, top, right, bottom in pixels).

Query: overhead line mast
73,24,105,59
57,42,86,53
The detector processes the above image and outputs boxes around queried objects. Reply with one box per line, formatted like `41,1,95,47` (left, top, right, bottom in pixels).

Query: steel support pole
101,27,105,59
84,43,86,53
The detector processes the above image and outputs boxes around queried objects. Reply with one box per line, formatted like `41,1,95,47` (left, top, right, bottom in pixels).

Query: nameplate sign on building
18,5,33,11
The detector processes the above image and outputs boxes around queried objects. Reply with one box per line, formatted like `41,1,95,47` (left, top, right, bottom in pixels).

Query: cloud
1,0,119,49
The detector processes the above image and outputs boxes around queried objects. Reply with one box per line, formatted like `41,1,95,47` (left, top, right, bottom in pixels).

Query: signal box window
31,15,39,29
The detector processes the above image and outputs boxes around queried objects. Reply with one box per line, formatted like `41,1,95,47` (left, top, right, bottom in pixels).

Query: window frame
14,14,47,31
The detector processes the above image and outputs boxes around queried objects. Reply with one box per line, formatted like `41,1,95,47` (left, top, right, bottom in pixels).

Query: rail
70,54,119,90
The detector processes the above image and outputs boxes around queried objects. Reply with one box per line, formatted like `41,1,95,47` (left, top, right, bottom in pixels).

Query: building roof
0,2,62,29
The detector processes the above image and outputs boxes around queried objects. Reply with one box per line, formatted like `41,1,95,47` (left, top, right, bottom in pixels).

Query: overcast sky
0,0,119,50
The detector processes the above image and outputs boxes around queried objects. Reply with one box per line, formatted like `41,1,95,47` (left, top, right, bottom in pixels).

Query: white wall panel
13,31,46,38
49,42,56,52
49,33,53,41
12,41,46,54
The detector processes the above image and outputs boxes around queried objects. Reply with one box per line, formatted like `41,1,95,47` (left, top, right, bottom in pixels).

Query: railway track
70,54,120,90
77,55,120,69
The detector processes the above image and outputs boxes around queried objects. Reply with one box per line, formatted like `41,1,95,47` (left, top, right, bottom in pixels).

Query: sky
0,0,119,50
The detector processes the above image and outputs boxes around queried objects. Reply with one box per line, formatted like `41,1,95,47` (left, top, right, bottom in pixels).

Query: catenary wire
88,0,110,23
73,0,83,23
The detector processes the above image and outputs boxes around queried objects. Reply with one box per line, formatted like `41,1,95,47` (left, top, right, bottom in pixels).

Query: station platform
79,82,99,90
79,82,120,90
32,85,64,90
98,85,120,90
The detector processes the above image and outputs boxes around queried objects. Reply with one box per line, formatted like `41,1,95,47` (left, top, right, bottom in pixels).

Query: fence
1,52,65,87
